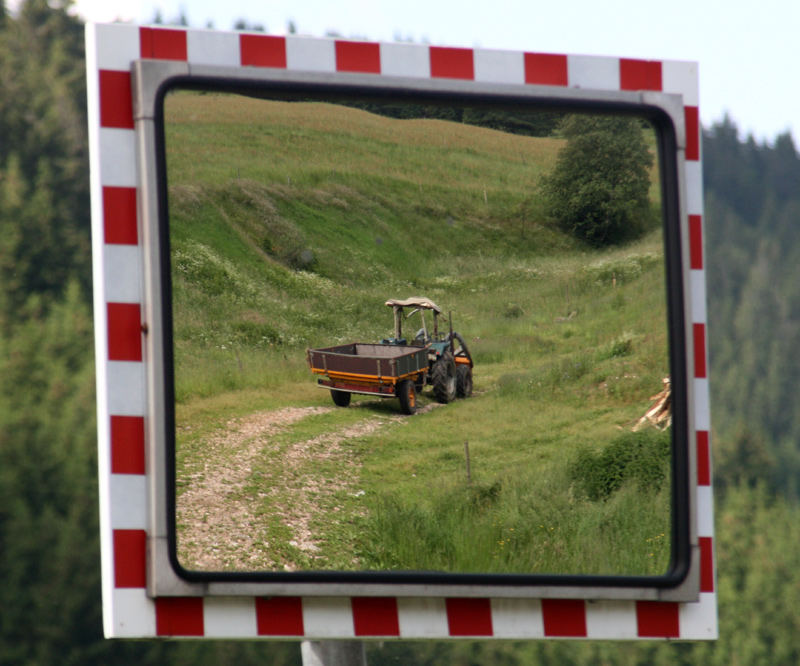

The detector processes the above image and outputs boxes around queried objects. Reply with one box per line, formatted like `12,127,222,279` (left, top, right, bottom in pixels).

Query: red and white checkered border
87,22,715,640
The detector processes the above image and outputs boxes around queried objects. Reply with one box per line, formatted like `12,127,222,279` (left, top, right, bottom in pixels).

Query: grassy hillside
165,92,671,577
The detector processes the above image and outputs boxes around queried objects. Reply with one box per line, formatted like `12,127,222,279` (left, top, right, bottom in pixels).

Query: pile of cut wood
633,377,671,431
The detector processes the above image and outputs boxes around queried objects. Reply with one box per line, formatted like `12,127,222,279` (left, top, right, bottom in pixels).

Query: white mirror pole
301,640,367,666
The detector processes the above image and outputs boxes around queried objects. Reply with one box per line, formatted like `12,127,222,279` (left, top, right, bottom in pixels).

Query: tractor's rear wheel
397,379,417,415
456,365,473,398
330,389,351,407
432,352,457,403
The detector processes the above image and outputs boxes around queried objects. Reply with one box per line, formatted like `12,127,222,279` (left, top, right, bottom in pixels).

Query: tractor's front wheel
432,352,457,403
397,379,417,415
330,389,351,407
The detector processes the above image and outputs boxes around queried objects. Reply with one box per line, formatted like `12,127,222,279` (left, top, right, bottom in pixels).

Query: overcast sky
21,0,800,143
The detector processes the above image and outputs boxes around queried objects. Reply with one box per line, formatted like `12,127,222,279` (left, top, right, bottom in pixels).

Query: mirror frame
132,58,697,602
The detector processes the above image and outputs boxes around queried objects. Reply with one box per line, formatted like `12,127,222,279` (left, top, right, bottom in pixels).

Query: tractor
306,297,473,414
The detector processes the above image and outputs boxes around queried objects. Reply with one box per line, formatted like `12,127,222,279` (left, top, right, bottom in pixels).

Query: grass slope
166,92,671,576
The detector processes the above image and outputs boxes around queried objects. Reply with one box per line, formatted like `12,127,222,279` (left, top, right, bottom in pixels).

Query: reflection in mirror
165,90,671,576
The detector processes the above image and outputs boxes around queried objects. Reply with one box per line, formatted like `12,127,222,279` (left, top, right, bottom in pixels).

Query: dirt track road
176,403,434,571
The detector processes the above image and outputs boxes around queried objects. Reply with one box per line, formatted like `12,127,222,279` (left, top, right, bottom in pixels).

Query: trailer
307,342,428,414
306,297,474,415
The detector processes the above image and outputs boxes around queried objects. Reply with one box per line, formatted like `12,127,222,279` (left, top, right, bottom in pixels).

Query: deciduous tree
541,114,654,246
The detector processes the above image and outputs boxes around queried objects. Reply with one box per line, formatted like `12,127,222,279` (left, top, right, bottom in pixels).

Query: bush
569,429,671,501
541,115,655,246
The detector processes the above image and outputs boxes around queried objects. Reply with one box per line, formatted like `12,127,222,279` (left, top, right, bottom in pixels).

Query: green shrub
231,320,283,346
503,303,525,318
597,332,635,360
580,253,661,287
569,428,671,501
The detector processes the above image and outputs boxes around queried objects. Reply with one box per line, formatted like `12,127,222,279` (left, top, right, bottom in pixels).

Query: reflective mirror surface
165,90,673,577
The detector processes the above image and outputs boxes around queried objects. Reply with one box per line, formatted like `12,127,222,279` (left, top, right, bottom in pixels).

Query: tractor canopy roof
384,297,442,314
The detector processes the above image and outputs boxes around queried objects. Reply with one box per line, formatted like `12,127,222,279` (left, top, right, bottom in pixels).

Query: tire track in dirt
274,415,399,568
177,406,331,571
177,402,443,572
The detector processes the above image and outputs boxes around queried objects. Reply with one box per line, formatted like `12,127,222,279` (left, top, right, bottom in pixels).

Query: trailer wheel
432,351,457,403
330,389,351,407
456,365,473,398
397,379,417,415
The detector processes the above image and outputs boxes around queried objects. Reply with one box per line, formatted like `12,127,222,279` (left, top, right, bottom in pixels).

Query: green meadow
166,92,671,577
